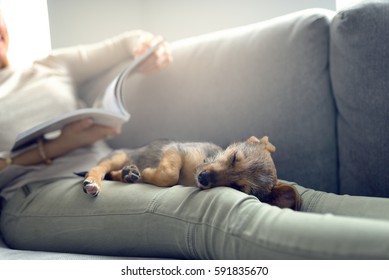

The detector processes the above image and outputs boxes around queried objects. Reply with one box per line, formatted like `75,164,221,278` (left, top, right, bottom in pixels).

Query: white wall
336,0,360,10
47,0,143,48
47,0,335,48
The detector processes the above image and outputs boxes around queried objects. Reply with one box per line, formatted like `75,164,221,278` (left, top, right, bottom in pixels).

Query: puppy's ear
265,181,300,210
259,136,276,153
247,136,276,153
247,136,260,144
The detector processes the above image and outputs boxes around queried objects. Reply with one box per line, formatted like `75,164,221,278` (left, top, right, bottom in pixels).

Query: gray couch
1,0,388,259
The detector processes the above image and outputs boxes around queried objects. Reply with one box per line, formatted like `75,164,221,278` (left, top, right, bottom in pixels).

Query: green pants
2,178,389,259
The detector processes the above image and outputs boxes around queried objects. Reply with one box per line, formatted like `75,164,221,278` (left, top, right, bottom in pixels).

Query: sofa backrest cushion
330,0,389,197
93,9,337,192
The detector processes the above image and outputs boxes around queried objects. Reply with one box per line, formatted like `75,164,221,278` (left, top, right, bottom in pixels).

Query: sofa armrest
330,0,389,197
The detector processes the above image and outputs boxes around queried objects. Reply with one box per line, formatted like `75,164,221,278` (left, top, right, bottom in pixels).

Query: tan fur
141,148,183,187
178,147,207,185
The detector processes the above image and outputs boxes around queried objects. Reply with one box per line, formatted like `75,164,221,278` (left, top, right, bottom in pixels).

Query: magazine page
94,39,163,116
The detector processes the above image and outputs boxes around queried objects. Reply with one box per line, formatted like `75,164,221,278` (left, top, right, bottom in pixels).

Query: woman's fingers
133,33,173,75
57,119,121,152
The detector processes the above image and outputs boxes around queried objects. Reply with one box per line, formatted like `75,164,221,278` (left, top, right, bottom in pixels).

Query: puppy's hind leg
141,148,183,187
83,151,129,197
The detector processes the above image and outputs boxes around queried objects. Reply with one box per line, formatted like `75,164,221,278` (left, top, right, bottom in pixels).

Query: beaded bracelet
37,138,52,165
0,155,12,167
4,156,12,166
0,152,12,170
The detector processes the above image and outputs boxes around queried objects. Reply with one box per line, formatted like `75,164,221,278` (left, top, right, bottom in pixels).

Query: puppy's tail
74,171,88,177
73,171,113,180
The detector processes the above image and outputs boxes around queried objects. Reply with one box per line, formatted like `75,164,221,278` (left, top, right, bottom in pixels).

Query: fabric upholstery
110,9,337,192
330,0,389,196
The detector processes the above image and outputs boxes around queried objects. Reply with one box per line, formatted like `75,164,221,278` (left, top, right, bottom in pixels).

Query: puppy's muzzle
197,170,215,189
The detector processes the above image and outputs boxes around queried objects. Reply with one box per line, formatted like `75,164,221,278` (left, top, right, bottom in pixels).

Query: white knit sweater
0,31,143,200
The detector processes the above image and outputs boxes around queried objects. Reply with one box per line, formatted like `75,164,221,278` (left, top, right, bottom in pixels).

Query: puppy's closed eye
230,151,244,167
231,152,238,166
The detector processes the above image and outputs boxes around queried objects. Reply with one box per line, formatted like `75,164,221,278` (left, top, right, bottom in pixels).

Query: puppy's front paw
83,179,101,197
122,165,141,183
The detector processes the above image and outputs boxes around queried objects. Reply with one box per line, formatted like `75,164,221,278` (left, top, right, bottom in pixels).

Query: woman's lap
2,178,389,259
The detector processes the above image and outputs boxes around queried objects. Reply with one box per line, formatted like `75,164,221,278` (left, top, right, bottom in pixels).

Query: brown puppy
82,136,300,210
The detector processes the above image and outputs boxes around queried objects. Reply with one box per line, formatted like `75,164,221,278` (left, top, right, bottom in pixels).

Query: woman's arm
41,31,172,87
0,119,120,170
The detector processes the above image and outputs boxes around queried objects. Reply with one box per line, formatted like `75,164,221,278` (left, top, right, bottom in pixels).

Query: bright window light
1,0,51,68
336,0,359,10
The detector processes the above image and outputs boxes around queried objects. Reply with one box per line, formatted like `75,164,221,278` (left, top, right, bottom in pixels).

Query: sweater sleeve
38,30,145,87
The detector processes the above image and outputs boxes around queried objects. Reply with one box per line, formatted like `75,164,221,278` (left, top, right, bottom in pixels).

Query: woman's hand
48,118,121,157
132,32,173,75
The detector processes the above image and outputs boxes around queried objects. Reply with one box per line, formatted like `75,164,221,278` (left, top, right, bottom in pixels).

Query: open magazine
12,40,163,151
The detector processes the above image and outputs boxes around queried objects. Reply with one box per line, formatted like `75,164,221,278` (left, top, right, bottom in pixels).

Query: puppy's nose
198,170,210,186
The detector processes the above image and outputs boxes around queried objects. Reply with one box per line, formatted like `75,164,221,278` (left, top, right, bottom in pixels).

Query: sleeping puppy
80,136,300,210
